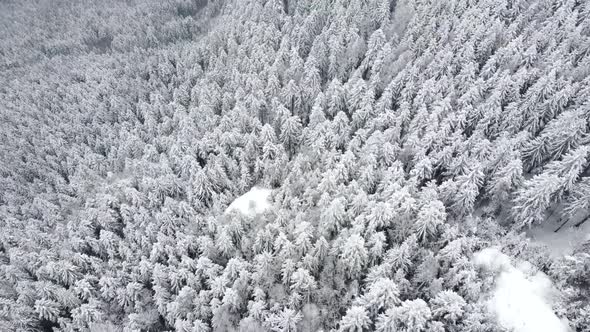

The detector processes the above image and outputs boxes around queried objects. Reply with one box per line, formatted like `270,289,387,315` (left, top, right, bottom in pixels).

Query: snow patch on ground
225,187,272,216
474,247,570,332
527,221,590,257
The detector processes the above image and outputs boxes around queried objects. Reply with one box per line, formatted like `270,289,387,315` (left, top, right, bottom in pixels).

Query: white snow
225,187,272,216
528,221,590,257
474,247,570,332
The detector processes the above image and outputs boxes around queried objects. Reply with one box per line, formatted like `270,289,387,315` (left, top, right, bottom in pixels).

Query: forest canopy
0,0,589,331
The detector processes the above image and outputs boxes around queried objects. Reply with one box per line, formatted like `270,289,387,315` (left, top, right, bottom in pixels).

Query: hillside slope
1,0,589,331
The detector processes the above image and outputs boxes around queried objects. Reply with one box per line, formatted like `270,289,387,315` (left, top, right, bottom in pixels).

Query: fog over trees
0,0,589,331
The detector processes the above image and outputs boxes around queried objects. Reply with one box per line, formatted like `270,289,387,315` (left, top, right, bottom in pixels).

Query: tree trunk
574,215,590,228
554,218,569,233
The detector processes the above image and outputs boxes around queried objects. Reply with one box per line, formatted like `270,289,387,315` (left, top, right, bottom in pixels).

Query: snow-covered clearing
225,187,272,216
474,248,570,332
527,220,590,257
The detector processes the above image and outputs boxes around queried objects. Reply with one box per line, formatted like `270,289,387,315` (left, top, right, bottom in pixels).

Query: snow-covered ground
527,220,590,257
225,187,272,216
474,248,570,332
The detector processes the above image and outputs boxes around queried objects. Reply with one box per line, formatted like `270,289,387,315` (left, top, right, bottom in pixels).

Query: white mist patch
225,187,272,216
474,248,570,332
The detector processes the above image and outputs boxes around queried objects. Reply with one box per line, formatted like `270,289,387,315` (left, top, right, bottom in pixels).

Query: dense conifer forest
1,0,589,331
